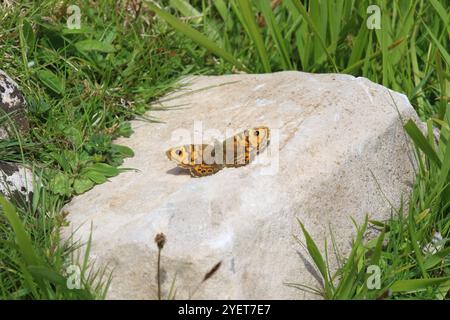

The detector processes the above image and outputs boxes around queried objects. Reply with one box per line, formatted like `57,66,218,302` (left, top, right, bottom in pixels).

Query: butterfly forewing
223,126,270,167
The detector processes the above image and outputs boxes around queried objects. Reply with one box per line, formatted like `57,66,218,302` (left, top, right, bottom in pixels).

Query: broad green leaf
62,26,94,35
83,170,108,184
75,40,116,53
83,163,119,177
73,177,95,194
36,69,65,95
423,247,450,270
49,172,72,196
112,144,134,157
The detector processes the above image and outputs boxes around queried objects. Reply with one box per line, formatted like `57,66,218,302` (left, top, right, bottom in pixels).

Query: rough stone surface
0,70,32,200
0,161,33,201
63,71,420,299
0,69,29,139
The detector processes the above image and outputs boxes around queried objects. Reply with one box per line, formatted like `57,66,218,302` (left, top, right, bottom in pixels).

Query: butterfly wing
223,126,270,167
166,144,210,167
166,144,223,177
190,164,223,177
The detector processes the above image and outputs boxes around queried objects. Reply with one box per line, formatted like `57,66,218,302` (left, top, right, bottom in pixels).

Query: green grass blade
370,230,386,266
347,22,369,68
390,276,450,293
298,221,328,281
327,0,344,56
375,20,389,86
334,216,368,299
433,133,450,194
169,0,201,20
422,22,450,68
74,40,116,53
0,195,41,267
297,220,332,297
257,0,293,70
35,69,65,95
428,0,449,27
145,1,247,71
404,119,442,167
234,0,271,72
407,205,427,278
290,0,338,72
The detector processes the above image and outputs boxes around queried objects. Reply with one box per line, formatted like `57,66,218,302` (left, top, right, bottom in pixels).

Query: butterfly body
166,126,270,177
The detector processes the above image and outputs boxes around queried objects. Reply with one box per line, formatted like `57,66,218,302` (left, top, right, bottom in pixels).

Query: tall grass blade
257,0,292,70
145,1,247,71
234,0,271,72
404,119,442,167
390,277,450,293
297,219,333,297
0,195,41,267
290,0,338,72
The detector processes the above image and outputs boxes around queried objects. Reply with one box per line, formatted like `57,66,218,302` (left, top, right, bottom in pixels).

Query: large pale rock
63,71,419,299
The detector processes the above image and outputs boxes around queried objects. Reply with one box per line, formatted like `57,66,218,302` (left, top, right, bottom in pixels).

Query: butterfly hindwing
166,144,211,167
166,144,223,177
190,164,223,177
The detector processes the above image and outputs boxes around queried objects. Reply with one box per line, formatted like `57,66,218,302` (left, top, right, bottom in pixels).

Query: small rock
0,71,33,201
0,161,33,201
0,69,29,139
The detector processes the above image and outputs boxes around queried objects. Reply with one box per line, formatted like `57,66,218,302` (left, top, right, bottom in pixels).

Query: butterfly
166,126,270,177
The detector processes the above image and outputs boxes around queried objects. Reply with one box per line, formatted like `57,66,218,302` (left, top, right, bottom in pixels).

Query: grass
0,0,213,299
289,115,449,299
150,0,448,119
0,0,448,299
140,0,450,299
